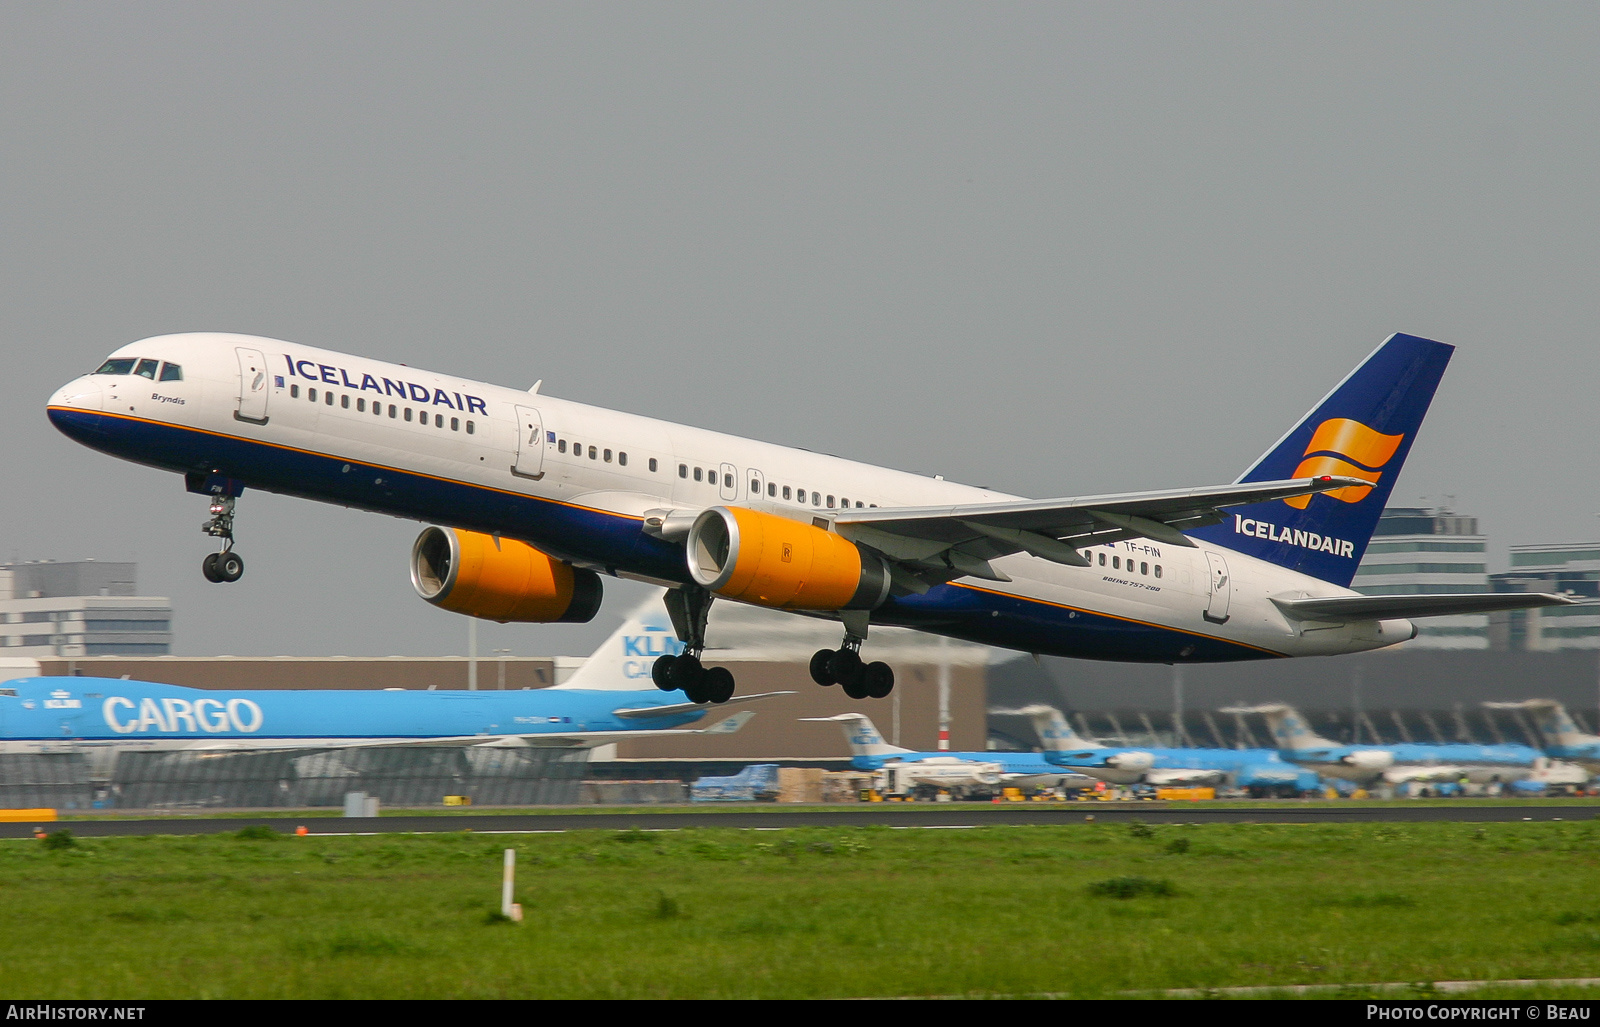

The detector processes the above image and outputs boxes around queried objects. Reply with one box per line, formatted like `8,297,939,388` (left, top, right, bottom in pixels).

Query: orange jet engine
410,526,603,623
686,507,890,611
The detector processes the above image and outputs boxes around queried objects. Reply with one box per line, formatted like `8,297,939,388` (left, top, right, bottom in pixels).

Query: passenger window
1141,562,1148,575
466,420,474,434
357,398,365,412
694,467,703,482
309,388,317,402
827,495,835,508
558,440,566,453
767,482,776,497
724,473,733,488
340,395,349,408
93,358,136,375
648,458,658,472
679,464,688,478
604,449,612,463
796,489,805,503
451,417,459,431
840,498,848,508
618,452,627,466
589,446,597,459
751,479,759,494
435,413,443,427
134,358,159,379
405,408,412,422
1154,565,1162,579
1098,553,1105,566
387,404,396,417
783,486,791,500
158,362,182,382
1112,556,1120,569
290,384,300,399
325,392,334,406
813,493,821,507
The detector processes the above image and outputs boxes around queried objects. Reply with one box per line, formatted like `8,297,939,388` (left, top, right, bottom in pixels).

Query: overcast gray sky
2,3,1596,657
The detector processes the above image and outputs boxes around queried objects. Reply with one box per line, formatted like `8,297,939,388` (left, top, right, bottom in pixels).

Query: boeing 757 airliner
47,332,1568,705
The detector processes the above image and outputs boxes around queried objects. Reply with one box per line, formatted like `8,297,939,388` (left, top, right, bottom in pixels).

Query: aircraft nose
48,377,103,413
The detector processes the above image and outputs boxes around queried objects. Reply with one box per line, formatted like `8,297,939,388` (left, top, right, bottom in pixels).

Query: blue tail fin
1186,333,1453,587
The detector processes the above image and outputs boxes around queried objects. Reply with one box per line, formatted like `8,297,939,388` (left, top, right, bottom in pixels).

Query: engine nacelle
410,526,603,623
1340,749,1396,772
686,507,890,611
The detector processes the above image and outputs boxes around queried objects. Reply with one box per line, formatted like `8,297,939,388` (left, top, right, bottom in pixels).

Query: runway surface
5,801,1596,838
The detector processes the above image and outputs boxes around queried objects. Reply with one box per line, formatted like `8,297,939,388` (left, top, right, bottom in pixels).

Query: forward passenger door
512,405,545,480
234,347,270,424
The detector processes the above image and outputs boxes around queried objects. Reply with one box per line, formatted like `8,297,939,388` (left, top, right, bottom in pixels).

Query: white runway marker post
502,848,523,922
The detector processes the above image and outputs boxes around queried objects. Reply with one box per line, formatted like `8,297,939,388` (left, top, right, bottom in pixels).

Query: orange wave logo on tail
1283,418,1404,509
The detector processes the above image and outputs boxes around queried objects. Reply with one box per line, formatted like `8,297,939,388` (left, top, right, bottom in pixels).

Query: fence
0,746,591,810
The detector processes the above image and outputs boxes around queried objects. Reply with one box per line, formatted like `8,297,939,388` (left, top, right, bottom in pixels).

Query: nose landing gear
200,495,244,583
202,550,244,583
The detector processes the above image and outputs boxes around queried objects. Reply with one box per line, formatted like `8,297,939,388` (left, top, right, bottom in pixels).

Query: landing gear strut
810,629,894,700
650,586,736,705
200,496,244,583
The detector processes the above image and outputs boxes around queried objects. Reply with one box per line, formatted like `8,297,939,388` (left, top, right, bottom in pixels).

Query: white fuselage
47,334,1415,663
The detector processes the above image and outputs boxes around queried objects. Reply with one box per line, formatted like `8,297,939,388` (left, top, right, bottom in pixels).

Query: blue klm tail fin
1186,333,1453,587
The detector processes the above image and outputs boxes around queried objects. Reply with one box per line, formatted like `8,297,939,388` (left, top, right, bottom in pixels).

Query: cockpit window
158,362,183,382
93,358,136,375
134,358,159,379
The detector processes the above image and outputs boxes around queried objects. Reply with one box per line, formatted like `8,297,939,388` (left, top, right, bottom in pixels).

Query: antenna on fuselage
528,380,542,394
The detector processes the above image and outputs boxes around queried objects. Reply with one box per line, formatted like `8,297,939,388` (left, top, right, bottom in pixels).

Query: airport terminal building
0,561,172,657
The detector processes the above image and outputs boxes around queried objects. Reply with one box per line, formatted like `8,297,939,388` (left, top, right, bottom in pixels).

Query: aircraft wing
471,709,760,747
611,691,794,719
283,710,762,750
1274,592,1575,621
830,476,1367,587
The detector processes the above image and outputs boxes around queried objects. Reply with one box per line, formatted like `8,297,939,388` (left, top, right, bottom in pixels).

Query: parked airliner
1023,705,1315,792
804,711,1122,791
1225,703,1586,787
47,332,1568,705
0,600,778,771
1484,700,1600,773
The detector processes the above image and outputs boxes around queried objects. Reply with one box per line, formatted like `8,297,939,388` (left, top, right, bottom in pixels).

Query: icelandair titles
282,354,488,415
1233,515,1355,559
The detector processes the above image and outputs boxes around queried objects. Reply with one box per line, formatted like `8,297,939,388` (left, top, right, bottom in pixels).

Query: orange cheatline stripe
950,582,1289,658
55,408,1288,658
48,407,647,523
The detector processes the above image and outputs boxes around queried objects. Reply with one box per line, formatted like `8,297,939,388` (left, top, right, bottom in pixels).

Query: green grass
1,820,1599,998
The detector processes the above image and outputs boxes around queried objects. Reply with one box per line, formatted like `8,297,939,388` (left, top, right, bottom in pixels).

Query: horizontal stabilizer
1274,592,1575,621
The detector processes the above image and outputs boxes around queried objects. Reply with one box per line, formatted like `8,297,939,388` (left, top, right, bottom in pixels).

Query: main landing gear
810,633,894,700
200,496,244,583
650,586,736,705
